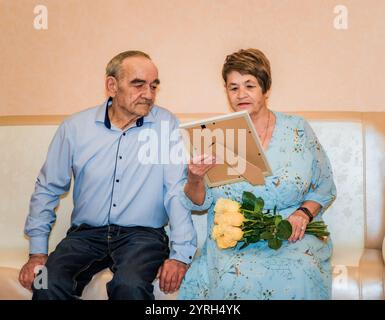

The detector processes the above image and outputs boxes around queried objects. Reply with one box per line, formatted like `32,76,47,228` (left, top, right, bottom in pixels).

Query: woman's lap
178,235,332,300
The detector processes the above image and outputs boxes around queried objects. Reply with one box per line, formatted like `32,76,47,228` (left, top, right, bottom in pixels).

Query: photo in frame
179,110,273,187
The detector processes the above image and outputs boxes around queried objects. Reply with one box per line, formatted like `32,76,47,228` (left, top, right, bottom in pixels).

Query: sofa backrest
0,112,384,266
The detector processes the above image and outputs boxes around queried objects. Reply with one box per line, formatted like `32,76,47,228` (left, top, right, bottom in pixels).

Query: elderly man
18,51,197,300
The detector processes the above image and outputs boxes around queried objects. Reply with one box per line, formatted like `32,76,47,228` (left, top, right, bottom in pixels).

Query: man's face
110,56,159,117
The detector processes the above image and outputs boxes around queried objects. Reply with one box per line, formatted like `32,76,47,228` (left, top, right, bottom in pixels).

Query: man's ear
106,76,118,97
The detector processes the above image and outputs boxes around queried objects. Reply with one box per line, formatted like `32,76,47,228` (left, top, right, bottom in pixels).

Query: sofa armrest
0,267,31,300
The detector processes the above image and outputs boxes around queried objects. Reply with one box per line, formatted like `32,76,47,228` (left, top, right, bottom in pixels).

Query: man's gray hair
106,50,151,78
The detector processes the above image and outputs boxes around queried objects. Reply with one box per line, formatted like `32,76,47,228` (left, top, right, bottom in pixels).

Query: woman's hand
184,154,216,206
287,211,310,243
187,154,216,183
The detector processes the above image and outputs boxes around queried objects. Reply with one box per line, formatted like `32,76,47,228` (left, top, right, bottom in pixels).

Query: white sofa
0,112,384,300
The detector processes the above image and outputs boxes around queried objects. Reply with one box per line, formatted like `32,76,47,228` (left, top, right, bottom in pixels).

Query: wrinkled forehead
226,70,258,85
119,56,158,81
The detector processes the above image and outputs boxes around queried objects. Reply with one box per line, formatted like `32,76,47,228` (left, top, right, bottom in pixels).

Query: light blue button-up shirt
25,99,197,264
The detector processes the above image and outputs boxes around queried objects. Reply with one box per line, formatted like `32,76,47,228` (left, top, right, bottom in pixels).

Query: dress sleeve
302,119,337,212
179,180,214,212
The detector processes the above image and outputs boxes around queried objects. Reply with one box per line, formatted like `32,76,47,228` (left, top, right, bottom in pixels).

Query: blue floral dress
178,111,337,300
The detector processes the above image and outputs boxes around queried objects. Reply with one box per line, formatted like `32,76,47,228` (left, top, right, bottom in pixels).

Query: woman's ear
105,76,118,97
264,88,271,99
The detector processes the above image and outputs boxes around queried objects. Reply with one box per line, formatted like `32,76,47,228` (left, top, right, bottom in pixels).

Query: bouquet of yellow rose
212,191,330,250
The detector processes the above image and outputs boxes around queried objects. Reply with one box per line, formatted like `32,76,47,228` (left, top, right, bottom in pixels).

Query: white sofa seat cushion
0,248,177,300
1,247,383,300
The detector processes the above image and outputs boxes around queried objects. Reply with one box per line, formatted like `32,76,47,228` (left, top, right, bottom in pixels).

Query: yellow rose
212,225,244,249
214,213,226,225
212,225,224,240
214,212,244,227
223,225,244,241
216,237,237,249
214,198,241,214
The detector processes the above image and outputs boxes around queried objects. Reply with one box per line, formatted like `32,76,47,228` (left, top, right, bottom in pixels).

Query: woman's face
225,71,269,116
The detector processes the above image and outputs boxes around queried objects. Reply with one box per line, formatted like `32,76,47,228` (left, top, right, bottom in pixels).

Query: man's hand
156,259,189,294
19,254,48,291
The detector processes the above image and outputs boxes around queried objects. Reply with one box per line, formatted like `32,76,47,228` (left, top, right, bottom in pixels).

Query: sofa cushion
332,249,384,300
0,267,31,300
0,248,177,300
0,116,384,299
2,247,383,300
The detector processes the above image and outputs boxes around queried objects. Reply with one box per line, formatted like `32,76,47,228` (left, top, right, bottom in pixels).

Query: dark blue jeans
32,224,169,300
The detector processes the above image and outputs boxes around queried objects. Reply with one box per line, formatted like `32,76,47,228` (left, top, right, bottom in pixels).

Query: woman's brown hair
222,48,272,94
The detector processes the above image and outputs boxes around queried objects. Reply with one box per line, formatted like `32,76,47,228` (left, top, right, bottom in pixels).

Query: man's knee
107,271,154,299
32,265,76,300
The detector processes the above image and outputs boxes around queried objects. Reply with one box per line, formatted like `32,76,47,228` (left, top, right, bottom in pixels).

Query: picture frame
179,111,273,187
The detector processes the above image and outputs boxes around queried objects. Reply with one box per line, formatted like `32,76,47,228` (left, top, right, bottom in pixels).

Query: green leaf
241,191,257,211
274,216,282,227
268,238,282,250
254,197,264,213
243,212,253,220
276,220,292,240
247,234,260,243
239,232,260,249
260,231,274,240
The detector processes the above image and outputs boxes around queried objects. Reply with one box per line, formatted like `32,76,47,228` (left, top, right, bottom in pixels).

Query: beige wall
1,0,385,116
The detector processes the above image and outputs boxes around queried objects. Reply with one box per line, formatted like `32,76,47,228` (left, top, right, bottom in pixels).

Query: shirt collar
95,97,155,129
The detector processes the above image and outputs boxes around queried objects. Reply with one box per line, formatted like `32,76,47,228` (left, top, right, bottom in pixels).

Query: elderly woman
177,49,336,300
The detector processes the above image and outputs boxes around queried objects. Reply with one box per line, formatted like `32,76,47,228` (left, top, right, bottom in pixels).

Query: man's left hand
157,259,188,294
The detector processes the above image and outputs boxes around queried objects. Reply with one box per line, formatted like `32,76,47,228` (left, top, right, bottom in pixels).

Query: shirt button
119,156,122,159
113,204,116,207
189,256,192,259
123,132,126,136
116,179,119,183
